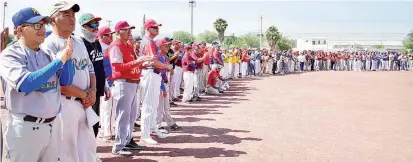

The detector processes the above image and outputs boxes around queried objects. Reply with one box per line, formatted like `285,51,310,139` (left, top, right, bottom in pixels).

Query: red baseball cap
184,45,192,50
156,38,171,47
144,19,162,29
97,26,114,37
172,40,180,45
115,21,135,32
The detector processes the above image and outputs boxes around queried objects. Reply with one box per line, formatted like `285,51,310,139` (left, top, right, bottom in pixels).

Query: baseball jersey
0,42,61,118
43,34,94,91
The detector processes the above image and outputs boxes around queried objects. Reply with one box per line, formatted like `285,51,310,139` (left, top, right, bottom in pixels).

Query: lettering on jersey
36,81,57,93
91,50,104,62
72,58,89,70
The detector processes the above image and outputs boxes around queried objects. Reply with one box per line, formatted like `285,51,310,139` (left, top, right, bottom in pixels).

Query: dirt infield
2,71,413,162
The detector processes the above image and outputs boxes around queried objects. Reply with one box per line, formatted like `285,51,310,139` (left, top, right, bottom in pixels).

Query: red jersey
207,70,221,86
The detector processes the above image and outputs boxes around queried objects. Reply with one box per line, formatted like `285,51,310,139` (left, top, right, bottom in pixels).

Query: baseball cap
172,40,180,45
115,21,135,32
144,19,162,29
78,13,101,25
97,26,114,36
12,7,51,28
156,38,171,47
49,1,80,16
184,45,192,50
198,40,206,45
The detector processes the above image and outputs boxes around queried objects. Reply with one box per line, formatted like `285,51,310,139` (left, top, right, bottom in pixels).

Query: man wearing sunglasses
42,1,100,162
78,13,111,138
139,19,173,145
0,7,74,162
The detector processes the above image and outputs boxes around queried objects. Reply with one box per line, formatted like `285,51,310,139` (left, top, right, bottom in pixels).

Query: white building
292,37,403,52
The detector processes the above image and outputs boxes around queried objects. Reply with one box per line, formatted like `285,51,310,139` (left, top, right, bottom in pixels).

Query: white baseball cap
49,0,80,16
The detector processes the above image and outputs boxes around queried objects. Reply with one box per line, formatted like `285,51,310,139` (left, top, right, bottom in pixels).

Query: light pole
260,15,263,49
106,20,112,28
189,0,196,41
3,1,7,29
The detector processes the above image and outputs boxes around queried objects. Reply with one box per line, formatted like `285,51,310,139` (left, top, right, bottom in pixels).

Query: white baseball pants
241,62,248,76
60,98,97,162
140,69,161,139
100,87,116,138
182,71,195,102
172,66,183,99
5,113,59,162
156,83,175,128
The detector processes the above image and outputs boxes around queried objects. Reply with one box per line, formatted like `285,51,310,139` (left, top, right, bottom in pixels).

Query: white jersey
42,34,94,91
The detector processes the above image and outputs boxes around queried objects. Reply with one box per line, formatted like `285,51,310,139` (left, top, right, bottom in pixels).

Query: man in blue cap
0,7,74,162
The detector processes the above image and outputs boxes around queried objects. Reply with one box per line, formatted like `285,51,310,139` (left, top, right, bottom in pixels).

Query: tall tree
265,26,281,49
239,34,260,48
172,31,194,44
276,37,292,51
140,14,146,37
197,30,218,43
213,18,228,44
403,30,413,50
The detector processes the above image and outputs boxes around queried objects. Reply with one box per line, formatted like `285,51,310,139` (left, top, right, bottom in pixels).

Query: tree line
172,18,292,51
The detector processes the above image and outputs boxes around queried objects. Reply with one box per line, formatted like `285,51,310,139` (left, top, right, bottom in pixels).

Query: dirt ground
2,71,413,162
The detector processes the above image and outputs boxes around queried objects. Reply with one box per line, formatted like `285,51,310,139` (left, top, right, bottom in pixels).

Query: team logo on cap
32,8,40,15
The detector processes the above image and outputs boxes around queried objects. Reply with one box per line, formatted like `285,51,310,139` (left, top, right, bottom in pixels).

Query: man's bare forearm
61,85,88,99
89,74,96,91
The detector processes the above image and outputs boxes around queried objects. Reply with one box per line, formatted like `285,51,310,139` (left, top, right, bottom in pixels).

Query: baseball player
182,45,197,103
42,1,100,162
107,21,152,156
155,38,183,131
78,13,112,137
169,40,183,101
206,65,227,95
97,26,116,140
191,43,209,101
198,41,209,93
0,7,74,162
140,19,173,145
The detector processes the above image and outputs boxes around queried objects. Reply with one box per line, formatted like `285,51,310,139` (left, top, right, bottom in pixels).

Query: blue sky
1,0,413,41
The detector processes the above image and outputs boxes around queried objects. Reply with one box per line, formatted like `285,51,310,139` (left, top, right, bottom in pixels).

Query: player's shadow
176,104,231,109
137,147,247,159
173,117,216,122
171,109,223,116
173,126,250,136
156,134,262,145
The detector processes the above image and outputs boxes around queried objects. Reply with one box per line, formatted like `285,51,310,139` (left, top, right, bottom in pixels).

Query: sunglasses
150,26,159,30
85,22,100,29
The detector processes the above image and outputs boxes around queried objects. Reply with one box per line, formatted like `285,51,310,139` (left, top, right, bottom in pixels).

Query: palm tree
265,26,281,50
213,18,228,44
141,14,146,37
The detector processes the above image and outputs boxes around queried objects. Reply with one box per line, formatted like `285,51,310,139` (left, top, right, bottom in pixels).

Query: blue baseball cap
198,40,206,45
12,7,51,28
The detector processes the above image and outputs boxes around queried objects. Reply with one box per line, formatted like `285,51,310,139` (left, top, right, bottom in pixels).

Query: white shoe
141,137,158,145
152,131,167,139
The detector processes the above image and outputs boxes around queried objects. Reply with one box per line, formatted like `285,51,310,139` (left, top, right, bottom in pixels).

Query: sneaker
141,137,158,145
170,102,178,106
158,127,169,134
112,149,133,156
125,139,144,150
172,98,179,102
219,91,224,94
196,97,202,101
134,123,140,128
151,131,167,139
170,124,183,131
